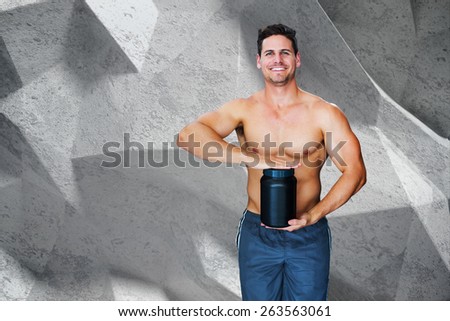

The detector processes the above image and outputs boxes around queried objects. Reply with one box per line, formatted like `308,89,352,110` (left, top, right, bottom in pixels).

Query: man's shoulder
300,92,348,128
222,95,258,111
305,94,343,117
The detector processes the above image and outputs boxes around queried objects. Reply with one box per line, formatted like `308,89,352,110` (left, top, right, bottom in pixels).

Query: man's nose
273,53,282,63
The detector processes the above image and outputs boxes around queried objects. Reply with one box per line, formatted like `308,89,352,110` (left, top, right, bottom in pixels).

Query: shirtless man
177,24,366,300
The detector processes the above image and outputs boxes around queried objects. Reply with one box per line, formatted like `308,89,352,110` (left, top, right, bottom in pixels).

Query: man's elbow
176,125,192,149
355,167,367,193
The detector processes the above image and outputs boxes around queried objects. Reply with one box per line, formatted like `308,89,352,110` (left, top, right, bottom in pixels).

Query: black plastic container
260,168,297,227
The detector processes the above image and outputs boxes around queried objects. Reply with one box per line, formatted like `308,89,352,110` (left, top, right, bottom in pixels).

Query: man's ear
256,54,261,69
296,52,301,68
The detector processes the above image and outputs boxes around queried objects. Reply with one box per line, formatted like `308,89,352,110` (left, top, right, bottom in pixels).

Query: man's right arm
176,99,252,165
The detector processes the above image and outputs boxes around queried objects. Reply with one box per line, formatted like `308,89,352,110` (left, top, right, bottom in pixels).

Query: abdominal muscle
245,167,322,217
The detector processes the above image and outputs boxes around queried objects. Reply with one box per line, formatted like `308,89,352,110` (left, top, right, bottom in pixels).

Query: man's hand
241,147,301,169
261,212,319,232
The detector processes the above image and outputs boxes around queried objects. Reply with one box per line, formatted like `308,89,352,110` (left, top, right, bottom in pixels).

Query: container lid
263,168,295,177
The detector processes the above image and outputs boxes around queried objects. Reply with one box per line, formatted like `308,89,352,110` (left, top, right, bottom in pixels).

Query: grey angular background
0,0,449,300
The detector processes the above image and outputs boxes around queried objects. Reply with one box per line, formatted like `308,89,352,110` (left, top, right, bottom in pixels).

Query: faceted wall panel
319,0,450,139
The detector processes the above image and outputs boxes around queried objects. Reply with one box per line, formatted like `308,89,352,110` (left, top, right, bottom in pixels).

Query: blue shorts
236,209,331,301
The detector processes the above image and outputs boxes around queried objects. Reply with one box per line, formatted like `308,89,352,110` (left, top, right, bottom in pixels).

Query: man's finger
288,218,307,227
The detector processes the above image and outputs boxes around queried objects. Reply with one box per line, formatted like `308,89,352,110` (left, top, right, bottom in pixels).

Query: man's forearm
308,170,366,222
177,121,249,165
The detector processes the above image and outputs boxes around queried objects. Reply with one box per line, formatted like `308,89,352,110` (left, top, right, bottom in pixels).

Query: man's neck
263,80,300,109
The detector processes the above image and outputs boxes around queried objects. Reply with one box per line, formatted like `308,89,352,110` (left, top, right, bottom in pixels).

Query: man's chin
269,78,289,86
267,75,294,86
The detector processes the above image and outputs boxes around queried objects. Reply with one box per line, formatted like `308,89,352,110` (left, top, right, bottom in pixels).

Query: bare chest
239,109,324,156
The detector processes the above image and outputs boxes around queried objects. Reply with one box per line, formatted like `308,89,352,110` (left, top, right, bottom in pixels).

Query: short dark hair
257,24,298,56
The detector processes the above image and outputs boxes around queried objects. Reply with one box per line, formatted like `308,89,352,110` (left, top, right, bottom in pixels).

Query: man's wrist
307,208,324,224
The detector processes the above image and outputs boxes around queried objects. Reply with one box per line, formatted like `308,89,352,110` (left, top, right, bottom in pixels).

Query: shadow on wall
70,151,246,300
0,37,23,99
0,0,74,86
318,0,450,139
0,0,136,92
328,207,450,300
63,0,138,83
0,113,65,273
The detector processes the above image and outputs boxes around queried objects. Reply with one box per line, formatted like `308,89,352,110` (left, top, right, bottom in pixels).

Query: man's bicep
323,107,364,173
330,134,363,173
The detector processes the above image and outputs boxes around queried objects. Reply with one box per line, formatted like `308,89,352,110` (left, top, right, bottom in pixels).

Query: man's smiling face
257,35,301,86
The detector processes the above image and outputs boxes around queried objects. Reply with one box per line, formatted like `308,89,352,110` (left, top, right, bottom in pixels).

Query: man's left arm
284,103,366,232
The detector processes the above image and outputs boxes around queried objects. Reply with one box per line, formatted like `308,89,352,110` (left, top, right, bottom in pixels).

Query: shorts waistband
243,209,262,224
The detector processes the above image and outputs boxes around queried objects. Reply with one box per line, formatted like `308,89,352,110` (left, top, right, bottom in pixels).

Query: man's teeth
271,68,285,71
